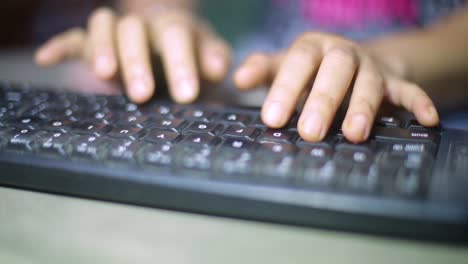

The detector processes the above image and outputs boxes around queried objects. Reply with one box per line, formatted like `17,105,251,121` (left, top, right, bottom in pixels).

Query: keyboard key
374,127,437,143
299,145,333,161
296,136,336,148
114,113,148,128
107,140,141,162
185,121,221,135
259,130,297,143
43,119,73,133
34,131,76,156
390,142,434,154
90,111,114,124
72,122,110,136
139,143,174,167
403,153,433,170
139,104,174,117
176,146,214,173
8,117,43,130
219,112,251,125
453,144,468,178
334,148,373,165
344,164,380,193
105,95,127,110
214,151,255,177
221,138,256,151
376,116,401,128
144,117,188,132
405,119,426,130
108,127,144,140
258,155,295,182
302,160,347,187
394,167,423,197
145,129,181,143
6,128,42,152
259,142,297,155
69,135,110,160
181,108,217,122
182,134,221,147
0,127,14,147
222,125,259,141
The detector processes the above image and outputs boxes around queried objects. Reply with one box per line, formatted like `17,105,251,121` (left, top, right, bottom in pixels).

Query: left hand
234,32,439,143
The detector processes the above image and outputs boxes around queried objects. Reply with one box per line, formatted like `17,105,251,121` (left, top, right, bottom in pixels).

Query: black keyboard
1,82,467,242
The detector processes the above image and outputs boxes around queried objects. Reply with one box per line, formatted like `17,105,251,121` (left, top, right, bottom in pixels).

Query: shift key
373,127,437,143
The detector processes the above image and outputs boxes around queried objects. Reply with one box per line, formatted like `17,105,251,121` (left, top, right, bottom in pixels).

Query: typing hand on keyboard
233,32,440,144
34,5,232,104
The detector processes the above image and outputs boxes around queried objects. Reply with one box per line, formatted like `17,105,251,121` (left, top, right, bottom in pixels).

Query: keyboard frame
1,129,467,243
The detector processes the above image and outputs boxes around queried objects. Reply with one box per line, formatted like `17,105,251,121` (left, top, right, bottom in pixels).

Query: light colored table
0,50,467,264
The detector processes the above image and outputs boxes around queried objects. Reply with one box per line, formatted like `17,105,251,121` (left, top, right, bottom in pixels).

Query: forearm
365,7,468,110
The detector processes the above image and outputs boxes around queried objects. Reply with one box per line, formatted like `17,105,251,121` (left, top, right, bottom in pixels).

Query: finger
262,36,323,128
198,25,232,82
88,7,118,80
385,78,439,127
298,47,358,142
117,15,154,103
35,28,86,66
151,12,199,103
342,59,385,143
234,53,275,90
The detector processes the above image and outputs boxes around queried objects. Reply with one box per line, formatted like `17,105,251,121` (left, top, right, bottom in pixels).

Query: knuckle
351,97,378,115
326,46,357,67
65,28,86,43
296,31,321,44
155,11,192,28
291,35,318,52
360,71,385,96
407,83,424,93
314,92,337,111
120,15,144,28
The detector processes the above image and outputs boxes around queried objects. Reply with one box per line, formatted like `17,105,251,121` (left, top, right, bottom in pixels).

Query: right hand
35,6,232,104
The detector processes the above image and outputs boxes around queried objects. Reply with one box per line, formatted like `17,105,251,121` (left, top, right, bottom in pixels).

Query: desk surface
0,50,467,264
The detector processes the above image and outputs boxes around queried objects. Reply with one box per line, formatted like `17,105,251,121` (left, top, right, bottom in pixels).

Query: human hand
234,32,439,143
35,6,231,104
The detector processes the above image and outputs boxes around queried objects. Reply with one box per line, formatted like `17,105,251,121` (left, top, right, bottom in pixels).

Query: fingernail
349,114,369,140
95,55,114,77
131,78,148,101
262,101,284,126
302,112,324,141
177,79,197,103
426,105,438,119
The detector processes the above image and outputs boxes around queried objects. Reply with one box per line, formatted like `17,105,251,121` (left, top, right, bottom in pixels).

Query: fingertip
261,101,287,128
233,66,254,90
342,114,371,144
94,55,117,80
298,111,326,142
34,46,55,66
416,102,440,127
128,78,155,104
172,79,199,104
